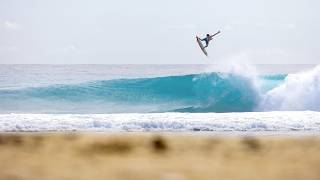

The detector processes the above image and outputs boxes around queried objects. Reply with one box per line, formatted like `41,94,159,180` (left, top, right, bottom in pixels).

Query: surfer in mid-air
196,30,220,56
201,31,220,49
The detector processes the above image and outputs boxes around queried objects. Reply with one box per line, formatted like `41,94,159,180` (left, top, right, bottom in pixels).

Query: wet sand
0,133,320,180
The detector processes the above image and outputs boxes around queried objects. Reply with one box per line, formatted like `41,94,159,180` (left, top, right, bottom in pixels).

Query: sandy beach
0,133,319,180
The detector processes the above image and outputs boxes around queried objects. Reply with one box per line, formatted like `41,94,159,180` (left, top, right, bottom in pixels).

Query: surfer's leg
204,40,209,48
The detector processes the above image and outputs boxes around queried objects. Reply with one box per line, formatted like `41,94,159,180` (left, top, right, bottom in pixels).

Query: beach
0,133,320,180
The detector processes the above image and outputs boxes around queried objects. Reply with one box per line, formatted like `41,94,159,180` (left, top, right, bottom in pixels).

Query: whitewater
0,64,319,132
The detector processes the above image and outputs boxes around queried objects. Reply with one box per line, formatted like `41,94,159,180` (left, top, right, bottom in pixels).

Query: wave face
0,72,268,113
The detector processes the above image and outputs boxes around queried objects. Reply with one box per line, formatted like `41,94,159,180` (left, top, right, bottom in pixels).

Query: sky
0,0,319,64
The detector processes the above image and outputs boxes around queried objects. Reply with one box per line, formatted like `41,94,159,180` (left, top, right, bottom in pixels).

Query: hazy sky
0,0,319,64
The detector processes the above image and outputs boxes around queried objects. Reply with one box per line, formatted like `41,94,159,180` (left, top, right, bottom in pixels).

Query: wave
0,72,263,113
2,65,320,113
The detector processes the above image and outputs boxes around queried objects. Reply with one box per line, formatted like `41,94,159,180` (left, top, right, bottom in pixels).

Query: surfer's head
206,34,210,37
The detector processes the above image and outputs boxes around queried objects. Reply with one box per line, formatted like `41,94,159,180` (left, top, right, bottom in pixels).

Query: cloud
51,45,80,55
62,45,79,53
0,46,19,54
4,21,21,30
169,23,197,30
283,23,296,29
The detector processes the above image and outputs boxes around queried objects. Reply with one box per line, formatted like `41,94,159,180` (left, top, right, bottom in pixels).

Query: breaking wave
1,65,320,113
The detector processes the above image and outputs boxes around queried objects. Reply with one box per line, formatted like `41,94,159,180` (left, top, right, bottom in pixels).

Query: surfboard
196,36,208,56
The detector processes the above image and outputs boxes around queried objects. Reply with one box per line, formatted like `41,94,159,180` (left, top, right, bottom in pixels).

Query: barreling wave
0,72,271,113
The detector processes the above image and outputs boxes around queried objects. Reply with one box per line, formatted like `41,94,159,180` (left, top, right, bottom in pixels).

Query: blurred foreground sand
0,133,320,180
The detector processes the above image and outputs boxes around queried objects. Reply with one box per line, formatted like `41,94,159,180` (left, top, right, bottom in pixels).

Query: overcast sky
0,0,319,64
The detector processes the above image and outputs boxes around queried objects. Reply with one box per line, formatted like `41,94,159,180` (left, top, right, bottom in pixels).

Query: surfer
201,31,220,48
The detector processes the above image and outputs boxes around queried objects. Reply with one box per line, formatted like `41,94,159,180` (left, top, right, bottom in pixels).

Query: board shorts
203,39,209,46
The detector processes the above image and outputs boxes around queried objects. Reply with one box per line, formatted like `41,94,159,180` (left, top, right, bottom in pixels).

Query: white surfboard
196,36,208,56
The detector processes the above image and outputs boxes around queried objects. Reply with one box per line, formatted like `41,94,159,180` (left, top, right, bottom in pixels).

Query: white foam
260,65,320,111
0,111,319,133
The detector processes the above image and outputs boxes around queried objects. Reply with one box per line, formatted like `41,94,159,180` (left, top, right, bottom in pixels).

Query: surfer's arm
210,31,221,38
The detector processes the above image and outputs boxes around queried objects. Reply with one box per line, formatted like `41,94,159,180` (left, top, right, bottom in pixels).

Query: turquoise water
0,69,286,113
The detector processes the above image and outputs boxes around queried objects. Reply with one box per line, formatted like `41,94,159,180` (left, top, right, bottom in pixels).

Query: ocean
0,64,319,133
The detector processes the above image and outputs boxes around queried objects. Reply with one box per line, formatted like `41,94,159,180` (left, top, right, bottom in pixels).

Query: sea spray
259,65,320,111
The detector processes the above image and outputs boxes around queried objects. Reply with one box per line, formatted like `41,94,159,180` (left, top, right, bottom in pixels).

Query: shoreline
2,131,320,136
